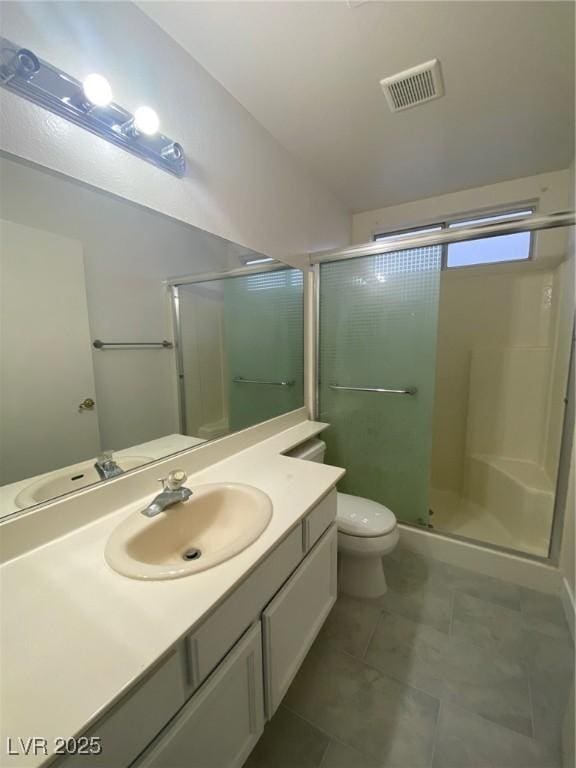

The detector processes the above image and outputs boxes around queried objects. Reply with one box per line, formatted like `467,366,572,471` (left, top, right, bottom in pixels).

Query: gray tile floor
245,546,575,768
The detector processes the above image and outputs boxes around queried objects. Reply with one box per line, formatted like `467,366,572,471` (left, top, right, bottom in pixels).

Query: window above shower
374,207,534,269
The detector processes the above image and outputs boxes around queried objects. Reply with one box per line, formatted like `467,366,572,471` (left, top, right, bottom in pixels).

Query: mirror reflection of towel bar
233,376,295,387
93,340,173,349
330,384,417,395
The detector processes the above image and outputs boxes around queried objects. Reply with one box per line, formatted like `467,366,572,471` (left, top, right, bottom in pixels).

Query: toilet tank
285,438,326,463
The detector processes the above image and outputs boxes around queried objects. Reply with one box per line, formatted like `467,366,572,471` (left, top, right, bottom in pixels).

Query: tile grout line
448,588,456,637
429,697,443,768
317,738,332,768
526,667,537,741
318,636,444,703
440,696,544,742
320,731,396,767
281,703,339,744
281,703,397,765
326,608,541,744
384,583,570,660
376,584,453,636
274,707,338,768
360,609,384,660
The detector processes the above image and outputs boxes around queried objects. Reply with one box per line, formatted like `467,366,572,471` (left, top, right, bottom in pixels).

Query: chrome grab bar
233,376,295,387
329,384,417,395
93,340,173,349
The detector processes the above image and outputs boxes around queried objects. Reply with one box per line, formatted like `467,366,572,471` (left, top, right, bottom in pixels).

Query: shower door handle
233,377,295,387
329,385,417,395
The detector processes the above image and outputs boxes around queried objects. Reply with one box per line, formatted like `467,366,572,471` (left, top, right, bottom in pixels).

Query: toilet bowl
286,439,399,599
336,492,399,598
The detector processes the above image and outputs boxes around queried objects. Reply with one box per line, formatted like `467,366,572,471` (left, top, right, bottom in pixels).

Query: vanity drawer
187,524,303,689
57,648,186,768
303,488,337,551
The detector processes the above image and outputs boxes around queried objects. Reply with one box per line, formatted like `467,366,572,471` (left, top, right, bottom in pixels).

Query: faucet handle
159,469,188,491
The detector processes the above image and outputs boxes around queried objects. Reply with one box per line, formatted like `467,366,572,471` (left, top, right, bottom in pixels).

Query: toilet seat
336,492,397,537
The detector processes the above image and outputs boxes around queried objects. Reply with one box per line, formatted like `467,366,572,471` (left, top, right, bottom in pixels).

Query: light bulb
134,106,159,136
245,257,275,266
82,73,113,107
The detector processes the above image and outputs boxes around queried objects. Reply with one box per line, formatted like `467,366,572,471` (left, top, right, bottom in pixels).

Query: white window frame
373,205,536,270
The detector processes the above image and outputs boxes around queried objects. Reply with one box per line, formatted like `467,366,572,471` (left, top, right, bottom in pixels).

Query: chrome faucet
95,451,123,480
141,470,193,517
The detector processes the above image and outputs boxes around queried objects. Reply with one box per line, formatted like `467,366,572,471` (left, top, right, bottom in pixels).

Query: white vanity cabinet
56,650,187,768
262,524,337,716
57,489,337,768
134,623,264,768
133,524,337,768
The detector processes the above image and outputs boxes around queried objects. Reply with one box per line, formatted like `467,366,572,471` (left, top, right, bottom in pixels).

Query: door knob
78,397,95,412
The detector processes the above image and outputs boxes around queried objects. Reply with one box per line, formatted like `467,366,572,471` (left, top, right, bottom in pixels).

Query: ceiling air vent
380,59,444,113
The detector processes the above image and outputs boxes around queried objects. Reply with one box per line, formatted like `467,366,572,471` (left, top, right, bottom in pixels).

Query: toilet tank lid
337,492,397,536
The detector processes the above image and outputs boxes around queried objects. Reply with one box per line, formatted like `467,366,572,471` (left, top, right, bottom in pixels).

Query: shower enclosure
318,246,441,527
314,212,575,560
171,266,304,441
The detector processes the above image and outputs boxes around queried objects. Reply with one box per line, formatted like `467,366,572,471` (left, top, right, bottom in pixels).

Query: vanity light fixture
0,46,39,82
0,37,186,177
244,256,276,266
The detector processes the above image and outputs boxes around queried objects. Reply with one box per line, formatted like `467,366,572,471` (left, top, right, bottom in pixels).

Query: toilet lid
336,492,397,537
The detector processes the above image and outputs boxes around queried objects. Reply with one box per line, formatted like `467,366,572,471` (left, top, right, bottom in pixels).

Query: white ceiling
139,1,575,213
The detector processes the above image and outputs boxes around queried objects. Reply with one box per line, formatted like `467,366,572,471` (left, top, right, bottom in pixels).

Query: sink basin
15,456,152,508
105,483,273,580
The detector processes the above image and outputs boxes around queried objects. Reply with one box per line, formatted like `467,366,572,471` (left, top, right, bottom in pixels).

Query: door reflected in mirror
0,153,304,519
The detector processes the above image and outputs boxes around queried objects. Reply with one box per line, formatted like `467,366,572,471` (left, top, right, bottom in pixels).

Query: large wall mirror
0,153,304,519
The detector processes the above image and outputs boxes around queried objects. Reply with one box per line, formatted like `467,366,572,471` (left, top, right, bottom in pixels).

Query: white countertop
0,422,343,767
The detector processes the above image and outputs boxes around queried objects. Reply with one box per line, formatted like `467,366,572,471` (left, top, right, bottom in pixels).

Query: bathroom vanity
68,493,336,768
0,421,344,768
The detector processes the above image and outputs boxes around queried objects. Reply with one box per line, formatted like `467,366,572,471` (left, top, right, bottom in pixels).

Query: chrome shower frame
167,263,306,437
309,210,575,565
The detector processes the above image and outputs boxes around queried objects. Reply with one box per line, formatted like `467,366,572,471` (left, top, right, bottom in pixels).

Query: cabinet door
57,649,186,768
187,525,303,691
134,624,264,768
262,524,337,717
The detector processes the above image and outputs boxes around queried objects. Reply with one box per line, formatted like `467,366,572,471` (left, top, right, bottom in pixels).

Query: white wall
432,266,558,493
0,1,350,268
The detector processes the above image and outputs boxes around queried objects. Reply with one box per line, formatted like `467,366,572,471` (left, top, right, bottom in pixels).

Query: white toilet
287,439,399,599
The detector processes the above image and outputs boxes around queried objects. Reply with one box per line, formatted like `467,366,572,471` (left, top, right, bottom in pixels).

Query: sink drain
182,548,202,561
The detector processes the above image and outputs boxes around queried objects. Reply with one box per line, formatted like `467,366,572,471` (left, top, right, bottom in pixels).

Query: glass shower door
318,246,441,526
224,269,304,432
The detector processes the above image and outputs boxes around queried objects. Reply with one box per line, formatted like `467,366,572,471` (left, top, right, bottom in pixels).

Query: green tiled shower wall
319,247,442,526
224,269,304,432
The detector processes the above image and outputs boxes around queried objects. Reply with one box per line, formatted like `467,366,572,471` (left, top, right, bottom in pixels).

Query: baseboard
561,577,575,639
398,523,563,594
